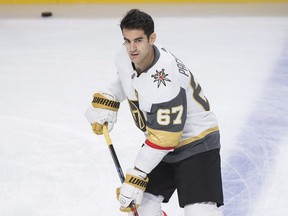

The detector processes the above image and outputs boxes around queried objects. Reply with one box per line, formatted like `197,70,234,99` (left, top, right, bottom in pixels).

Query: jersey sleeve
106,76,126,102
134,87,187,173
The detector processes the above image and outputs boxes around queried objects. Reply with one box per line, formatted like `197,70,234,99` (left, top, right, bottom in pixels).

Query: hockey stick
102,124,139,216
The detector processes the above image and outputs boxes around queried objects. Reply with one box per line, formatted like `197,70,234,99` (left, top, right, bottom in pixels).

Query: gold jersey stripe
177,126,219,148
146,126,183,148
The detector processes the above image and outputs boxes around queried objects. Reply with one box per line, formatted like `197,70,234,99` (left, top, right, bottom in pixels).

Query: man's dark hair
120,9,154,38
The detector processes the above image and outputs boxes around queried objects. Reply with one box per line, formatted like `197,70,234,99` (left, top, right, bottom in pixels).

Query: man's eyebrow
123,37,144,42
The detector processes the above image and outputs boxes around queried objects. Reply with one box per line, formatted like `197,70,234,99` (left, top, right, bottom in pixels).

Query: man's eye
124,40,130,45
135,39,142,43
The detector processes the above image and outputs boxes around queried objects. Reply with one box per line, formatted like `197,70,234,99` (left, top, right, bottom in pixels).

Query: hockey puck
41,12,53,17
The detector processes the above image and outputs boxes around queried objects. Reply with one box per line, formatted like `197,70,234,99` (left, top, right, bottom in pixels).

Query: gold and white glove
85,92,120,135
116,168,149,212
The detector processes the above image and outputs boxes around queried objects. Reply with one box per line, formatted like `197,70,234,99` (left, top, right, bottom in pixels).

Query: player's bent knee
132,193,164,216
184,202,223,216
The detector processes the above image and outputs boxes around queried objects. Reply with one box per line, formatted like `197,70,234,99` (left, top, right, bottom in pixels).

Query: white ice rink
0,3,288,216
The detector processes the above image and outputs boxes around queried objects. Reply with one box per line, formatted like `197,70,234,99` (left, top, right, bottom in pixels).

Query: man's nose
130,41,137,52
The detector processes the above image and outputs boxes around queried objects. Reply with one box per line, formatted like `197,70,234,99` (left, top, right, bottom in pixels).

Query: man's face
122,28,154,67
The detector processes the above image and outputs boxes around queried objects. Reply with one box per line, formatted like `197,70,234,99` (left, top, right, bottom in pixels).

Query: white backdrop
0,3,288,216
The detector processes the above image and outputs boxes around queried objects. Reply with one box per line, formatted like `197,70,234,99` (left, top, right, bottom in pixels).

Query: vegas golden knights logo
151,69,171,88
128,99,146,132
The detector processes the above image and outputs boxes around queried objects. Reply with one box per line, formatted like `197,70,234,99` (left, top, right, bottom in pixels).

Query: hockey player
85,9,224,216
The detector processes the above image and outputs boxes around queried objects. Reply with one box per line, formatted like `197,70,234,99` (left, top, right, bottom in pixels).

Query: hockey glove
116,168,149,212
85,92,120,135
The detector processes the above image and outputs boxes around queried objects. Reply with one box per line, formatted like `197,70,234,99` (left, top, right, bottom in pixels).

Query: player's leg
184,202,223,216
127,193,167,216
175,148,224,215
129,161,175,216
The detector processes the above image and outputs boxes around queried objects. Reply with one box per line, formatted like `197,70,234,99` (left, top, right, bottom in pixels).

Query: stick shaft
102,125,139,216
103,125,125,182
108,145,125,183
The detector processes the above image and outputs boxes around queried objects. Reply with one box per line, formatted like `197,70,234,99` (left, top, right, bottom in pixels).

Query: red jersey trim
145,139,175,150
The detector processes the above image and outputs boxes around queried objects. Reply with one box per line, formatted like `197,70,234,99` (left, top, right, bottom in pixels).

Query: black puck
41,12,53,17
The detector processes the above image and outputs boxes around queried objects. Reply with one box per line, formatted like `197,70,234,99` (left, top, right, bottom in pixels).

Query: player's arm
118,88,187,211
135,87,187,173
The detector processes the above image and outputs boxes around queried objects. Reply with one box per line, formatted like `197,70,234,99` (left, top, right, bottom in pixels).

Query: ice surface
0,4,288,216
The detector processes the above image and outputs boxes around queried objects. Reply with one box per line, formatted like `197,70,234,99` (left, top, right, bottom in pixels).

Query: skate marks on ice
222,42,288,216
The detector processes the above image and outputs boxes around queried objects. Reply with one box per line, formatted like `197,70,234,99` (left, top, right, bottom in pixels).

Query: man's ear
149,32,156,44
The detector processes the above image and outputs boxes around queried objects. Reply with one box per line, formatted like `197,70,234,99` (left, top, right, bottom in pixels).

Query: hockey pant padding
127,192,165,216
184,202,223,216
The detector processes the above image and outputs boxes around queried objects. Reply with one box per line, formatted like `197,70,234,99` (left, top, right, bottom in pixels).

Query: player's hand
85,92,120,135
116,168,149,212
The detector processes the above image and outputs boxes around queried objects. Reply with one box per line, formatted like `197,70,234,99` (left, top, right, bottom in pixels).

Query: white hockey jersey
107,44,220,163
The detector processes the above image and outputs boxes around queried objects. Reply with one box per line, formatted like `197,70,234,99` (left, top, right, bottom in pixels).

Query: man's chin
130,59,138,64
